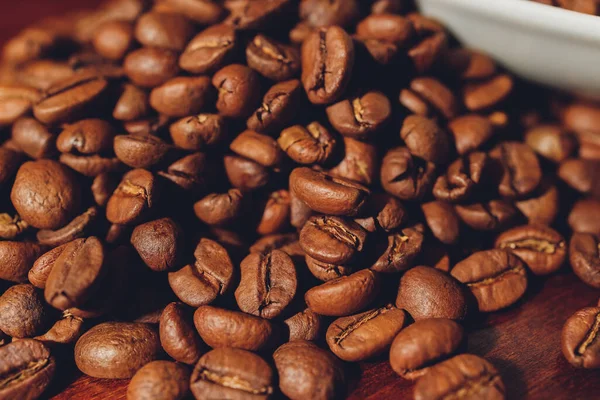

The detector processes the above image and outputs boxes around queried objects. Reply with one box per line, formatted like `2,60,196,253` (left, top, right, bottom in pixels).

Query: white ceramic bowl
416,0,600,98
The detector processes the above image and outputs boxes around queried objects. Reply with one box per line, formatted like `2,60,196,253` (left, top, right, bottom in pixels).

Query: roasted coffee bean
525,124,576,163
371,227,424,273
194,305,274,351
433,152,488,203
284,308,322,342
246,35,300,82
159,152,212,192
305,269,380,316
355,36,400,65
354,193,407,233
236,250,297,319
179,24,236,75
256,190,291,235
326,305,407,362
302,26,354,105
159,302,204,365
495,224,566,275
356,14,414,44
274,340,345,400
558,158,600,197
114,134,170,169
305,255,352,282
36,206,98,247
191,347,274,400
380,147,436,201
224,155,270,192
56,119,115,155
290,168,369,216
131,218,183,272
194,189,243,226
230,130,284,168
413,354,506,400
11,118,57,159
33,73,109,125
568,198,600,235
300,215,367,264
106,169,156,225
396,266,468,320
561,307,600,369
114,84,150,121
448,114,496,155
0,339,56,400
455,199,519,231
75,322,162,379
422,201,460,245
515,182,559,226
490,141,542,199
328,137,379,187
389,318,464,379
247,79,303,134
401,115,450,164
124,47,180,88
464,74,513,111
92,20,135,61
0,84,41,127
124,114,171,136
29,243,68,289
400,78,458,120
135,11,194,51
159,0,224,25
452,249,528,312
570,233,600,288
0,241,46,283
278,122,337,165
300,0,360,28
127,361,190,400
326,91,391,139
441,48,497,80
0,284,50,338
170,113,225,150
34,309,85,346
2,27,57,64
59,154,123,177
225,0,292,30
213,64,261,118
150,76,214,118
0,213,28,240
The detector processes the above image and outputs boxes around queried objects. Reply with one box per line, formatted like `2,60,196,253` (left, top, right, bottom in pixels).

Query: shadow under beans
487,356,528,400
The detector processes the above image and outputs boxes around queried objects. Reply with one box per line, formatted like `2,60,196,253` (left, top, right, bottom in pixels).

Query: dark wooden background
2,1,600,399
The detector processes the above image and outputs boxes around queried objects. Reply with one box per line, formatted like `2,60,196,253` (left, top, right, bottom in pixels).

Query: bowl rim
418,0,600,44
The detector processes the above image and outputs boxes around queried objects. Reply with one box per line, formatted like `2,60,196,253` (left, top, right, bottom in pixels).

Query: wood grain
2,2,600,400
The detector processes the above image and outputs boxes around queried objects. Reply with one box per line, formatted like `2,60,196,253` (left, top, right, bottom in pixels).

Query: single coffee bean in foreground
127,361,191,400
561,307,600,369
159,302,204,366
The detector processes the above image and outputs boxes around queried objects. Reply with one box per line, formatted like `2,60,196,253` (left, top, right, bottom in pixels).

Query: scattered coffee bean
127,361,191,400
561,307,600,369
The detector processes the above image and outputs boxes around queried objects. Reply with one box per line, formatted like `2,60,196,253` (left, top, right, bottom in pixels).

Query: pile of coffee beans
0,0,599,399
532,0,600,15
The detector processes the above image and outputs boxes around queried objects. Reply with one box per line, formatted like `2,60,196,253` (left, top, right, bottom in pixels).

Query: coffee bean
224,155,270,192
106,169,157,225
124,47,180,88
405,15,448,74
225,0,292,30
150,76,214,118
247,79,303,134
256,190,291,235
11,118,57,159
131,218,183,272
92,20,135,61
194,189,243,226
159,302,205,365
278,122,337,165
464,74,513,111
400,77,458,119
413,354,505,400
0,284,51,338
16,60,74,91
127,361,190,400
168,238,234,307
396,266,468,320
135,11,194,51
401,115,450,164
448,114,496,155
0,84,42,127
570,233,600,288
191,347,274,400
455,199,519,231
246,35,300,82
213,64,261,118
179,24,237,75
452,249,527,312
300,215,367,264
170,113,225,150
75,322,162,379
525,124,576,163
433,152,488,203
28,243,68,289
515,182,559,226
274,340,345,400
569,199,600,235
290,168,370,216
561,307,600,368
305,269,380,316
306,254,352,282
159,152,213,193
114,134,170,169
124,114,171,136
160,0,224,25
354,193,407,233
0,213,28,240
284,308,323,342
60,153,123,177
300,0,360,28
0,241,46,283
3,27,57,64
230,130,284,168
356,14,414,44
0,339,56,400
490,141,542,199
380,147,436,201
57,119,115,155
328,137,379,187
327,305,407,361
113,84,150,121
34,309,85,346
422,201,460,245
194,305,274,351
371,227,424,273
326,91,391,139
302,26,354,105
441,48,497,80
236,250,297,319
558,158,600,197
36,206,98,247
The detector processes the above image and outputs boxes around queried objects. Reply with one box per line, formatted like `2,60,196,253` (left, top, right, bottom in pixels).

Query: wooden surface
3,2,600,400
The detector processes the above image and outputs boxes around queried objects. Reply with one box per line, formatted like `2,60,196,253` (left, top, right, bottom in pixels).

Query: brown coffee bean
464,74,513,111
525,124,576,163
490,141,542,199
224,155,270,192
37,206,98,247
284,308,322,342
0,213,28,240
305,269,380,316
302,26,354,105
371,227,424,273
0,84,42,127
2,27,57,64
441,48,497,80
179,24,237,74
92,20,135,61
356,14,414,44
256,190,290,235
380,146,436,201
300,215,367,264
230,130,284,168
278,122,337,166
0,241,45,283
562,307,600,369
225,0,291,30
0,339,56,400
327,305,407,362
569,198,600,235
414,354,505,400
455,199,519,231
33,73,109,125
159,302,204,365
33,309,85,346
191,347,274,400
290,168,370,216
422,201,460,245
114,134,170,169
75,322,162,379
448,114,496,155
56,119,115,155
0,284,50,338
29,243,68,289
558,158,600,197
515,182,559,226
433,152,488,203
124,47,180,88
400,78,458,119
150,76,214,117
124,114,171,136
452,249,527,312
305,255,352,282
60,153,123,177
168,238,234,307
300,0,360,28
131,218,183,272
246,35,300,82
570,233,600,288
127,361,190,400
326,91,391,139
170,113,225,150
328,137,379,187
274,340,345,400
15,60,74,91
354,193,407,233
159,152,212,192
235,250,297,319
194,305,274,351
11,118,57,159
135,11,194,51
400,115,450,164
113,84,150,121
213,64,261,118
396,266,468,320
390,318,464,379
194,189,243,226
106,169,156,225
247,79,303,134
159,0,224,25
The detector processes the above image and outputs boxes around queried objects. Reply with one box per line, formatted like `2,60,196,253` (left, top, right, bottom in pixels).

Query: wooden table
3,2,600,399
